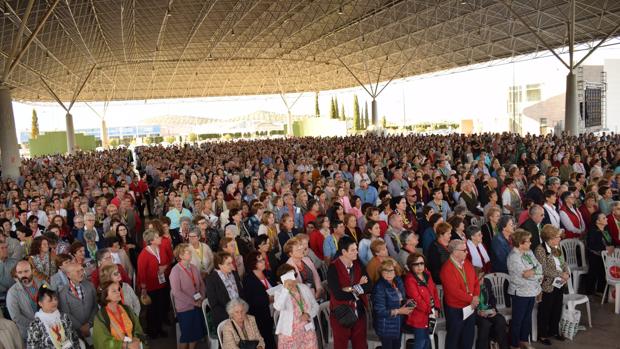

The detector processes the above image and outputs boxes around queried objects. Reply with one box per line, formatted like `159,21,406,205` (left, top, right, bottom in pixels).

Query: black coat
520,218,541,251
204,270,242,327
242,272,276,349
426,241,450,285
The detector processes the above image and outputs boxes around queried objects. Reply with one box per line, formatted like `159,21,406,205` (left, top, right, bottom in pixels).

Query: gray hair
180,216,192,225
84,212,96,221
225,298,249,316
400,230,416,245
143,229,159,245
547,177,560,186
448,239,465,254
529,204,544,216
611,201,620,210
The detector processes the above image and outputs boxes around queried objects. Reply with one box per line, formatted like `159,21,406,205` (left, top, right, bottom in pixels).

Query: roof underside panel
0,0,619,102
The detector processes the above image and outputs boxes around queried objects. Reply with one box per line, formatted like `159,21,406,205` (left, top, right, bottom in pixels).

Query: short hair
540,224,562,242
225,298,249,316
370,239,386,256
486,207,501,219
36,285,57,309
213,251,232,270
428,213,443,227
400,230,416,245
254,235,269,249
97,281,120,307
529,204,544,217
219,236,235,251
544,190,556,199
99,264,119,284
498,215,513,232
337,236,356,255
379,258,400,274
331,219,343,229
244,251,262,272
142,229,159,245
69,241,84,256
94,248,110,262
406,252,426,270
283,237,301,256
173,243,191,261
453,205,467,217
390,196,404,210
465,225,481,240
277,263,296,279
55,253,73,267
435,222,452,237
512,229,531,246
179,216,192,225
447,239,465,253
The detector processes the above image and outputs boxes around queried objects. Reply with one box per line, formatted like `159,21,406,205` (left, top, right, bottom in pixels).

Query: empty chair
601,251,620,314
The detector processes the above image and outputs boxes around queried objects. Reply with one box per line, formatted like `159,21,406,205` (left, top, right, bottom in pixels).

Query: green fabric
92,305,145,349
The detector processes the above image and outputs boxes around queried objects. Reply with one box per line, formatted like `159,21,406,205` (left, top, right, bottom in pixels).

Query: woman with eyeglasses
242,251,276,349
186,229,214,280
99,264,141,316
404,252,440,349
372,258,412,349
205,251,243,327
93,281,144,349
170,243,207,349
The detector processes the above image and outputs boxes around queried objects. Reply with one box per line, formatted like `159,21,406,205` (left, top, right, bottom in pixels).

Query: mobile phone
405,299,416,308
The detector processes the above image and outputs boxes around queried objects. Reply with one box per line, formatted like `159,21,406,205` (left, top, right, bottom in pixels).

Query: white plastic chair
170,291,181,343
601,251,620,314
217,320,226,346
432,285,447,349
560,239,588,293
317,301,332,346
201,298,220,349
563,267,592,327
484,272,512,321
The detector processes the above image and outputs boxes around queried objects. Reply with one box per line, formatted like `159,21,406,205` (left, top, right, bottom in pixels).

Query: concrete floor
149,295,620,349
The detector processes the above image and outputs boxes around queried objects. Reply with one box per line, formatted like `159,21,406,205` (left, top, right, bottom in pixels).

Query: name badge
193,292,202,301
157,272,166,284
123,336,132,343
62,340,74,349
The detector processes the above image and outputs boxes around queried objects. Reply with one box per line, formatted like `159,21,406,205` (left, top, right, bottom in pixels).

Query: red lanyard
69,282,81,300
23,285,38,305
106,305,129,336
178,263,197,291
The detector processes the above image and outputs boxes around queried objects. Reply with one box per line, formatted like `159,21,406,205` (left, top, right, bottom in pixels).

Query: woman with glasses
404,252,440,349
507,230,542,349
170,243,207,349
205,251,243,327
284,237,323,299
242,251,276,349
187,229,214,280
99,264,141,316
372,258,412,349
558,191,586,239
93,281,144,349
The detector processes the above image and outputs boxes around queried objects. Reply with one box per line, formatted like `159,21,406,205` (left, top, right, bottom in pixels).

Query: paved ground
149,295,620,349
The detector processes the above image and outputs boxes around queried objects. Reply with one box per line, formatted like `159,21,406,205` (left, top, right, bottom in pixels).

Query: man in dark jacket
519,205,545,251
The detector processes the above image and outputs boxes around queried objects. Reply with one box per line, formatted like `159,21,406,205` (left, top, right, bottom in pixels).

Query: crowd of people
0,131,618,349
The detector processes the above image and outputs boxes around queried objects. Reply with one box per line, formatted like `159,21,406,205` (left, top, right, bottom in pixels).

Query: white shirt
544,203,561,228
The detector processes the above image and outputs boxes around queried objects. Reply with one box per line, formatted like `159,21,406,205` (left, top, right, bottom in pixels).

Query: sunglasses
411,262,425,267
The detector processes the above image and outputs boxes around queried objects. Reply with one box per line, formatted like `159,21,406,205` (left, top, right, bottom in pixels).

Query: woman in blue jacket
371,258,413,349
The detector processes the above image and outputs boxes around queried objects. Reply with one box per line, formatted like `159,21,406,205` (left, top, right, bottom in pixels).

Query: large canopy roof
1,0,619,102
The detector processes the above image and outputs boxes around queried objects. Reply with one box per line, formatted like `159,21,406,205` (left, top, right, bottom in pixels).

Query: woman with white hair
221,298,265,349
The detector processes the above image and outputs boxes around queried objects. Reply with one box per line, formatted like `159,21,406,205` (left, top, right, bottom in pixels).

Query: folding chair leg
615,286,620,314
602,285,608,305
586,301,592,328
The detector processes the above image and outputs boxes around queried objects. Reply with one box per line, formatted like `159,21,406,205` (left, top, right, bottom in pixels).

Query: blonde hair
174,243,191,260
511,229,532,246
540,224,562,242
99,264,119,284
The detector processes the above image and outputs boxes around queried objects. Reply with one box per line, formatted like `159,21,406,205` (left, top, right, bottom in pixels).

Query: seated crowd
0,132,618,349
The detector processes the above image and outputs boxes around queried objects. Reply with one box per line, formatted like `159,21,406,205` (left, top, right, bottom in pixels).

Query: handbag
332,304,358,328
231,321,259,349
559,307,581,340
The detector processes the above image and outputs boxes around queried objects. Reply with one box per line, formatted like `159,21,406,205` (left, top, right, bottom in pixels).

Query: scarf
35,310,67,349
467,240,490,268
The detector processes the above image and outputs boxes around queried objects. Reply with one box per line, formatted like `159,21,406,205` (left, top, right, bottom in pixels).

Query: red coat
309,229,326,260
404,271,440,328
439,258,480,309
608,214,620,246
137,246,171,292
160,236,174,273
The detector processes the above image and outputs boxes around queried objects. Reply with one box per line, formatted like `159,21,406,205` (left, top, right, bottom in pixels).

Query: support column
101,119,109,149
371,99,378,126
565,72,579,136
65,112,76,154
0,87,21,179
287,110,293,136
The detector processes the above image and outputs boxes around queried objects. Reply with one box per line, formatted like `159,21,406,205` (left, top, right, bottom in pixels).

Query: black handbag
333,304,358,328
231,321,259,349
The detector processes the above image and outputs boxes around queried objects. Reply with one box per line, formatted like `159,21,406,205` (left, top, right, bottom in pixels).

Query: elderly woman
404,252,440,349
187,230,214,279
534,225,569,345
371,258,412,349
27,285,81,349
242,251,276,349
137,229,171,338
28,236,57,282
466,225,492,273
221,298,265,349
93,281,144,349
273,263,319,349
205,251,243,327
99,264,141,316
170,243,207,349
284,237,323,299
507,229,543,349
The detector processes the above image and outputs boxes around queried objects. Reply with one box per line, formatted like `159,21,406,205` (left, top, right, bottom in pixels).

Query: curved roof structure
1,0,619,102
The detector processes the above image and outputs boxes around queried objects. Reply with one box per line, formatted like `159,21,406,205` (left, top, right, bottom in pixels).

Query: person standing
327,236,370,349
439,239,480,349
507,230,543,349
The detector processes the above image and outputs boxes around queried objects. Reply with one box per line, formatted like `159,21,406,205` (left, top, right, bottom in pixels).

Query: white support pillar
565,72,579,136
101,119,109,149
65,112,76,154
287,110,293,137
371,99,378,126
0,87,21,179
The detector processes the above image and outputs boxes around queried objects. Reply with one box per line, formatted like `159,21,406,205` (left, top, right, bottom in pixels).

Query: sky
12,39,620,133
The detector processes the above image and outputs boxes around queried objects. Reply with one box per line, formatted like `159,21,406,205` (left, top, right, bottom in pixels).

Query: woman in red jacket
404,252,440,349
137,229,171,338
